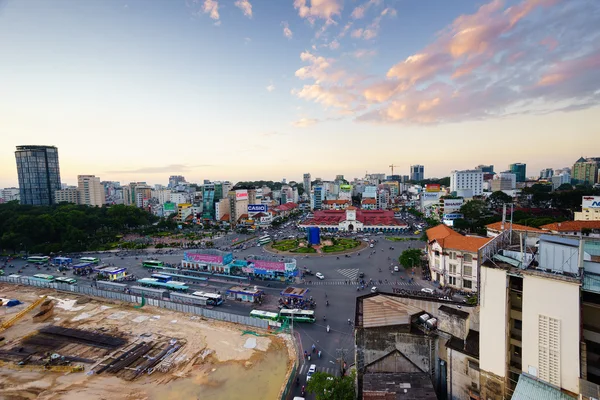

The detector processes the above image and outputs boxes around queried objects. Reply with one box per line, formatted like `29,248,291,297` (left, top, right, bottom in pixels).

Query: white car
421,288,435,294
315,272,325,280
394,266,399,272
369,244,374,248
307,364,317,381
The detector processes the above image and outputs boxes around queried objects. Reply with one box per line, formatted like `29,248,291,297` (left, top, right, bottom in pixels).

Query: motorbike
326,300,329,306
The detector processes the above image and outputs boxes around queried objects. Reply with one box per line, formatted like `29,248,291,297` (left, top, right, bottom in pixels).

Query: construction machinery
0,360,84,373
0,296,47,333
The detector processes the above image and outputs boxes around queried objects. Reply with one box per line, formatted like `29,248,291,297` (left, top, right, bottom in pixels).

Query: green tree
459,200,487,221
487,191,512,208
399,248,422,269
556,183,573,191
306,371,356,400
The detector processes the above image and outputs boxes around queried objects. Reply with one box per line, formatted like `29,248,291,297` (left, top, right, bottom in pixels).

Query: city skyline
1,0,599,187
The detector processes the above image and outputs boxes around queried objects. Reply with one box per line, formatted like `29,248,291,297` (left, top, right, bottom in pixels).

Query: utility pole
336,348,349,375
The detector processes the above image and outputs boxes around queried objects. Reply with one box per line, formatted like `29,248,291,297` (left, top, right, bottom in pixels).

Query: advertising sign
583,196,600,208
248,204,267,213
163,202,176,211
236,190,248,200
443,199,464,212
340,184,352,191
184,253,223,264
443,213,464,220
242,267,254,274
421,192,440,201
425,184,441,192
253,260,285,271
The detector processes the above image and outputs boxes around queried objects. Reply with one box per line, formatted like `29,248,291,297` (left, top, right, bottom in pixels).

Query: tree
556,183,573,191
488,191,512,208
399,248,422,269
460,200,487,221
306,371,356,400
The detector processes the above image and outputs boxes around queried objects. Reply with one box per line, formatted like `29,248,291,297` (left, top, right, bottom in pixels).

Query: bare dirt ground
0,284,293,400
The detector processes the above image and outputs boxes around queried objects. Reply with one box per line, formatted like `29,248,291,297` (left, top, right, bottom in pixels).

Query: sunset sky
0,0,599,187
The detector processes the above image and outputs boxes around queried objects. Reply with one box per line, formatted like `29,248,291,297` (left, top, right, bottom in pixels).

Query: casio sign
248,204,267,212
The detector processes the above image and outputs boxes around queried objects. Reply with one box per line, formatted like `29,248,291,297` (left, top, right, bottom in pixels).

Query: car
303,269,314,276
369,244,374,248
316,272,325,280
394,266,399,272
421,288,435,294
307,364,317,381
358,272,365,278
371,286,378,293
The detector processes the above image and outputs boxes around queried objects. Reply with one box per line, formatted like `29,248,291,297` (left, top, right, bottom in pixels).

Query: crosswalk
308,279,422,287
336,268,360,280
299,362,340,377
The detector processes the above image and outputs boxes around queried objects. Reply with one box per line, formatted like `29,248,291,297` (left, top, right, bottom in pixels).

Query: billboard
248,204,267,213
583,196,600,209
340,184,352,191
184,253,223,264
163,202,176,211
253,260,285,272
421,192,440,202
425,184,441,192
443,199,464,212
236,190,248,200
443,213,464,220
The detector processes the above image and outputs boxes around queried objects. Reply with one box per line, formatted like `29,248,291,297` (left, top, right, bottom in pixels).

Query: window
514,319,522,330
463,265,472,277
463,280,472,289
463,253,473,262
449,251,457,260
449,264,457,274
448,276,456,285
538,315,561,386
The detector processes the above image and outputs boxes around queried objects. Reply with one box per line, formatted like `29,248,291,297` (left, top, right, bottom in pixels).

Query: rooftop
362,372,438,400
540,220,600,232
301,209,408,227
226,286,263,295
280,286,309,298
362,295,423,328
446,330,480,359
426,224,492,252
438,305,470,319
486,221,544,233
512,373,576,400
322,199,350,205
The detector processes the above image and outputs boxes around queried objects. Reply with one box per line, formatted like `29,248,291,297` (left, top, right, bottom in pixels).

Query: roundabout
264,237,368,256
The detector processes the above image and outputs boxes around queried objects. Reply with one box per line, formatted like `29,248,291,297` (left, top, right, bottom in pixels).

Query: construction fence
0,276,268,330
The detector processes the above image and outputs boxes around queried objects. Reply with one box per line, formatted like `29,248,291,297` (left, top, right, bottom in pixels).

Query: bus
55,277,77,285
80,257,100,265
192,291,224,306
137,278,189,292
279,309,316,323
142,260,165,268
258,235,271,245
151,273,172,283
31,274,55,282
27,256,50,264
250,310,280,322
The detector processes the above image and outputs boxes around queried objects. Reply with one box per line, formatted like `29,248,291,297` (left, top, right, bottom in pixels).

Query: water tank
307,227,321,245
419,314,430,324
426,318,438,329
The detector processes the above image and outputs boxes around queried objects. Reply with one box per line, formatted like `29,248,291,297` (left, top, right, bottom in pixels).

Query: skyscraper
77,175,105,207
572,157,600,185
410,165,424,181
509,163,527,182
303,173,311,196
15,145,61,205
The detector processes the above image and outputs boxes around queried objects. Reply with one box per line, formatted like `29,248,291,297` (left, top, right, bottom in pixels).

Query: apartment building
450,170,484,197
77,175,105,207
55,187,79,204
426,224,492,292
575,196,600,221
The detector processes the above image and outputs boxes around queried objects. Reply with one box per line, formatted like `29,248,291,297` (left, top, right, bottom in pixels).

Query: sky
0,0,599,187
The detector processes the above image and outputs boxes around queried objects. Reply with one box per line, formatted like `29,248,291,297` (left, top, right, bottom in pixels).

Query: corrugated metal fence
0,276,268,329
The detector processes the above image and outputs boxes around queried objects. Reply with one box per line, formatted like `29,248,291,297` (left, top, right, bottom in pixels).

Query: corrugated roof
539,234,580,247
486,221,544,233
493,254,522,268
362,295,423,328
512,374,576,400
583,272,600,294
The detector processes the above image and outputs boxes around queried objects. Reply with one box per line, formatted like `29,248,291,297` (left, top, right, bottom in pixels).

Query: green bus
55,277,77,285
142,260,165,268
278,309,316,323
250,310,280,322
27,256,50,264
80,257,100,265
31,274,55,282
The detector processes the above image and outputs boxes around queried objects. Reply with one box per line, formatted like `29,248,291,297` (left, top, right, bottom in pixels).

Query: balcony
510,328,522,343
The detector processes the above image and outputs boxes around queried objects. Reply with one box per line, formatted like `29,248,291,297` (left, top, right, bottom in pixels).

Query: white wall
521,274,580,394
479,266,507,377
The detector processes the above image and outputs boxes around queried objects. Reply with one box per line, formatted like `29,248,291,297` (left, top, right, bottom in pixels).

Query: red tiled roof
486,221,544,233
361,199,377,205
301,209,408,227
323,200,350,205
540,220,600,232
347,206,357,210
427,224,491,252
220,213,230,221
276,202,298,211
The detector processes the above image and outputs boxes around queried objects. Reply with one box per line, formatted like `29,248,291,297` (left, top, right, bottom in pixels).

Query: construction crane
0,296,47,333
389,164,399,176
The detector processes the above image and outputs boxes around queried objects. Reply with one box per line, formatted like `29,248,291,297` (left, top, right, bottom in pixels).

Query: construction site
0,284,293,400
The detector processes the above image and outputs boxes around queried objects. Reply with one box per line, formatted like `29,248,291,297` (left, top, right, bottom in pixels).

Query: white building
170,192,190,205
77,175,105,207
1,187,20,202
450,170,484,196
552,172,571,190
55,187,79,204
152,189,172,205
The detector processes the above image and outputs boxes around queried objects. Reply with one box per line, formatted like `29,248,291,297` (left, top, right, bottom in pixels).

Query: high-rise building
77,175,105,207
1,187,20,202
410,165,424,181
539,168,554,179
202,183,215,219
303,173,312,196
509,163,527,182
450,169,484,196
572,157,600,185
55,187,79,204
168,175,186,188
15,145,61,205
551,172,571,190
476,164,494,174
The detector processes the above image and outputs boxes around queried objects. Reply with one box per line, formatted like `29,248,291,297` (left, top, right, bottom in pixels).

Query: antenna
389,164,398,176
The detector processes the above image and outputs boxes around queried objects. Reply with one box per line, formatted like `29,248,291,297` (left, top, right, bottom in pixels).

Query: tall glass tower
15,145,62,205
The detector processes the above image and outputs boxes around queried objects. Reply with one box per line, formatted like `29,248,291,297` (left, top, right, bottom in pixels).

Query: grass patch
322,238,361,253
386,237,421,242
291,247,317,253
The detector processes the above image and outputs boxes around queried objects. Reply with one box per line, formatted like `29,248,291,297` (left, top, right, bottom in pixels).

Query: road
2,223,434,400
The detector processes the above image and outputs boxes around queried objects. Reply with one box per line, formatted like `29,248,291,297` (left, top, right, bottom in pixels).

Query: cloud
352,49,377,59
107,164,208,174
292,117,319,127
350,0,382,19
327,39,340,50
234,0,252,18
203,0,219,20
244,37,252,44
282,21,293,39
351,6,396,40
295,51,345,83
294,0,600,125
294,0,343,22
266,82,275,92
